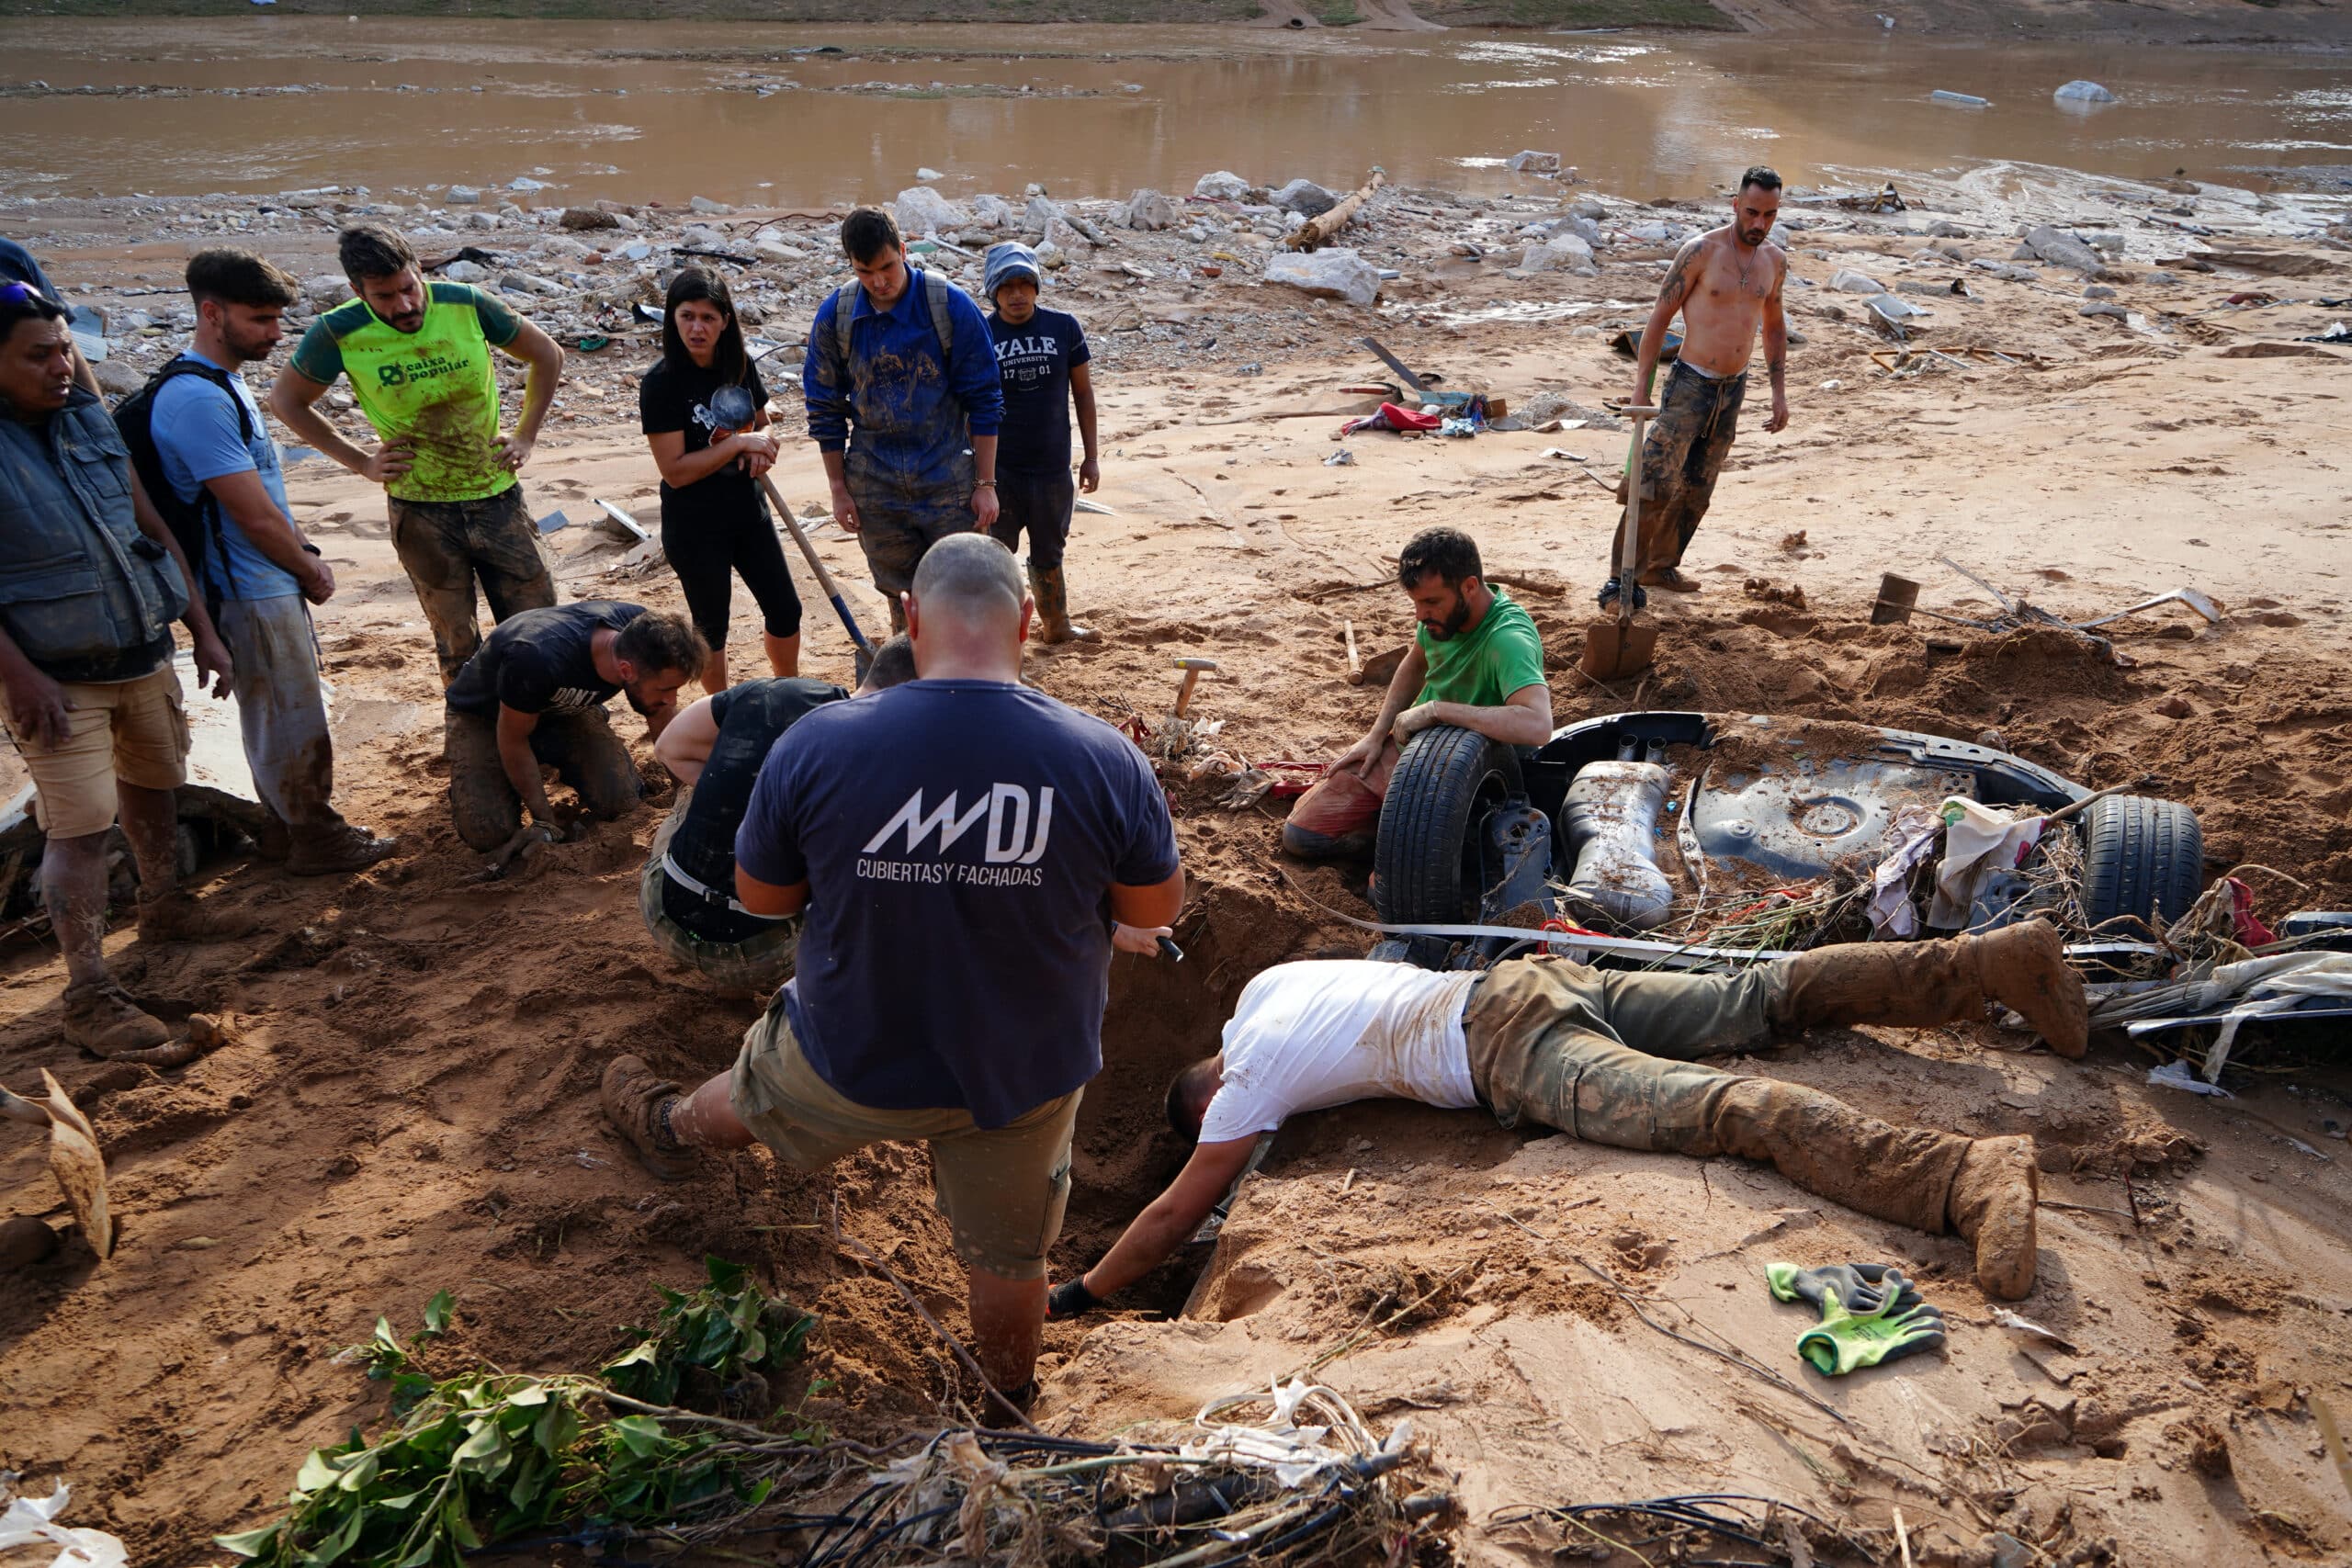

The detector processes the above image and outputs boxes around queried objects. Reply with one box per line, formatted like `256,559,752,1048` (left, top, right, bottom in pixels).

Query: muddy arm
1078,1135,1260,1301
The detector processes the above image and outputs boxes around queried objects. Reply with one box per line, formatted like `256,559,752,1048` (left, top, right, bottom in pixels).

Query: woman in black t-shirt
639,269,802,691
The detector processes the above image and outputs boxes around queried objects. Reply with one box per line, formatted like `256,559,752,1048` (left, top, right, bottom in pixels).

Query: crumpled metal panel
1694,752,1975,881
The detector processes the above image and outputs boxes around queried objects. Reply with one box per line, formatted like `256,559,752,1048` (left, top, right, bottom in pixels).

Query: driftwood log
1287,169,1385,252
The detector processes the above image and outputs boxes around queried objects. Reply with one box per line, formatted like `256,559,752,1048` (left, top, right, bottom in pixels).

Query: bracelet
973,479,997,490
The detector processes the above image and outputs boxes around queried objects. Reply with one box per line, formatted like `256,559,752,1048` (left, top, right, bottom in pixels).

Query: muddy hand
830,485,861,536
969,483,1001,532
362,443,414,487
495,432,536,473
1764,394,1791,434
479,823,559,878
192,629,234,699
4,667,74,751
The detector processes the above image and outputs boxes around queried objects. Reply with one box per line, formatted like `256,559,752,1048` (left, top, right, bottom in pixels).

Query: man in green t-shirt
268,224,567,686
1283,527,1554,860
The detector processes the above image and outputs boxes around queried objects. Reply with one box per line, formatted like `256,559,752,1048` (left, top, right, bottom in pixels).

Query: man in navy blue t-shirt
601,534,1182,1406
982,243,1101,645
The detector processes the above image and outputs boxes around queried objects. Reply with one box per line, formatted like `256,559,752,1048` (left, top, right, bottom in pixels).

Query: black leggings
661,497,803,648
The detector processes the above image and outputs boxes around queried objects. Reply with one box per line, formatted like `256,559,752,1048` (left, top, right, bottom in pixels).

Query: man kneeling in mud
1051,922,2089,1317
639,636,916,995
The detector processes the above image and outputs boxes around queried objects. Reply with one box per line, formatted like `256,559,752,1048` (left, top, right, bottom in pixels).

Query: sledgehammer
1170,657,1218,722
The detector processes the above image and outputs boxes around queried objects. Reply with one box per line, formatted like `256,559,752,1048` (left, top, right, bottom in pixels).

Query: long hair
660,268,749,384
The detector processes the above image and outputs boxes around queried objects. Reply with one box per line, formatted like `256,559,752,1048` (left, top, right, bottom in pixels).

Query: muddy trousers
215,595,348,835
844,459,978,630
1611,361,1746,580
1462,956,1966,1235
388,488,560,688
443,706,644,853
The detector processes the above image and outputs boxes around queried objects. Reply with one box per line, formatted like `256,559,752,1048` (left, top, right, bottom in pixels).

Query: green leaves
215,1263,820,1568
600,1255,816,1408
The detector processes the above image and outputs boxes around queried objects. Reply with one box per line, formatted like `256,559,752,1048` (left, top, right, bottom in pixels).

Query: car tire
2077,795,2203,935
1373,727,1522,926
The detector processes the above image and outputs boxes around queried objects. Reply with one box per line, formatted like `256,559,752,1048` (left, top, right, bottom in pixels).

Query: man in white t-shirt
1052,919,2087,1311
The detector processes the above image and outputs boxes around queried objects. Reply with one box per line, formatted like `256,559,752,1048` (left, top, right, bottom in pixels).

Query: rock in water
1506,150,1562,175
1270,178,1339,218
1263,248,1381,308
1125,188,1178,231
2053,79,2118,104
1193,170,1253,202
916,165,944,182
894,186,963,238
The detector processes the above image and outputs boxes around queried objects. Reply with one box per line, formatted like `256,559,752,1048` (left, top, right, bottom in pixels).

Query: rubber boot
1769,922,2087,1058
1704,1078,2038,1300
601,1055,697,1181
1026,563,1098,645
62,979,170,1057
1946,1134,2041,1301
136,889,258,944
286,823,399,877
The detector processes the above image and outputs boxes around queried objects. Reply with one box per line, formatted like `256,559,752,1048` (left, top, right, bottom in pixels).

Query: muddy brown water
2,20,2348,206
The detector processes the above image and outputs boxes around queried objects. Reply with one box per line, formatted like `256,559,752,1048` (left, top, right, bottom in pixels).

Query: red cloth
2224,878,2276,947
1378,401,1444,431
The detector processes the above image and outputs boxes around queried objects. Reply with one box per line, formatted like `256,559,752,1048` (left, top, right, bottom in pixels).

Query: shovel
2,1073,112,1258
1580,401,1662,682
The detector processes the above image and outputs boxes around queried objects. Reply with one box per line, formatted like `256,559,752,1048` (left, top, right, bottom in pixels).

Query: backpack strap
128,356,256,615
921,267,956,358
831,280,862,373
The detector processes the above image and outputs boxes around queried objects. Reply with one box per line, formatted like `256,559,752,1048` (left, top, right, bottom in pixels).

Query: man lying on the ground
1050,920,2091,1316
1283,526,1552,860
442,600,704,852
641,635,917,995
602,535,1183,1409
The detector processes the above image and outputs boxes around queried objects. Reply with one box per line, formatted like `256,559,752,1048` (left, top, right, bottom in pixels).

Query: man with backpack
802,208,1004,633
126,248,395,876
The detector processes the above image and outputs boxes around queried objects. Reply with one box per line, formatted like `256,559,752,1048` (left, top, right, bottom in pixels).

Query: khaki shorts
5,666,189,840
729,1001,1079,1280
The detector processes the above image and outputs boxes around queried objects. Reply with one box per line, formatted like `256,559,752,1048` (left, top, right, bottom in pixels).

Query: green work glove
1765,1261,1948,1377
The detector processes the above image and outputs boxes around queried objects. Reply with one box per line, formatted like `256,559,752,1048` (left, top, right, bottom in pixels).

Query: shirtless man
1606,165,1791,604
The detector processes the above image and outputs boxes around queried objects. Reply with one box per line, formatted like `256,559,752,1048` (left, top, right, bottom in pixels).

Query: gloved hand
1046,1277,1102,1322
1765,1261,1924,1318
1766,1261,1946,1377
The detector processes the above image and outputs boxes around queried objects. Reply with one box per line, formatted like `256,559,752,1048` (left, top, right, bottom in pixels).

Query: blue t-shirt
989,307,1089,472
736,679,1179,1128
148,353,302,602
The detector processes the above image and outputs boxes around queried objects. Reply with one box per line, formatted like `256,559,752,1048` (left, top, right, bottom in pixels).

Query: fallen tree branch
1288,169,1386,252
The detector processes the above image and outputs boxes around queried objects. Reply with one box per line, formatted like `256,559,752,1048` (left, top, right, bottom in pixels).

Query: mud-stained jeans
1461,956,1968,1235
1612,360,1747,579
387,486,559,687
443,706,644,852
845,452,978,615
215,595,348,834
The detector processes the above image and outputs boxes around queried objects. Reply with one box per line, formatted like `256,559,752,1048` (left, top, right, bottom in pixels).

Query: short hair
337,224,416,288
660,267,749,384
841,208,902,265
1738,166,1783,196
0,286,68,344
187,248,299,310
1397,527,1483,591
614,611,708,678
861,633,917,693
909,533,1022,623
1165,1058,1222,1143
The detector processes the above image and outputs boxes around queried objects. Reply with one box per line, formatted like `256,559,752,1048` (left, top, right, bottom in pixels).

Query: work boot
286,823,400,877
62,978,170,1057
1027,563,1099,645
1770,922,2087,1057
1638,568,1702,593
601,1055,696,1181
135,889,258,944
1947,1135,2041,1300
1597,577,1647,612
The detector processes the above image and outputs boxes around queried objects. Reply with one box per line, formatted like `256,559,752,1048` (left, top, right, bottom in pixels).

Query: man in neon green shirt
269,224,566,686
1283,527,1554,859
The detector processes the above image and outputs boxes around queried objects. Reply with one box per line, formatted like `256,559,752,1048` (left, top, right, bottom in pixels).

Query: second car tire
2077,794,2203,935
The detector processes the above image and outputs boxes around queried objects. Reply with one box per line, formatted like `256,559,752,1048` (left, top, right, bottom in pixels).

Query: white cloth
1928,795,2043,929
1196,961,1482,1145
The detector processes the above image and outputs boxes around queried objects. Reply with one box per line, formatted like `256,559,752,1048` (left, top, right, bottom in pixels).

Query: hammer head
1172,658,1220,672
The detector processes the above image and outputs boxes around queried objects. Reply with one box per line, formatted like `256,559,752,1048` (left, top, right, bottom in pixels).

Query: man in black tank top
639,635,916,993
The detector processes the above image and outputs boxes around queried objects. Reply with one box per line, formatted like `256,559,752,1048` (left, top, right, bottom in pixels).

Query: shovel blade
40,1069,110,1259
1579,617,1658,682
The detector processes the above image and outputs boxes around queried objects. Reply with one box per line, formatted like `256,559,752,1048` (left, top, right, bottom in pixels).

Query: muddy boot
1769,922,2087,1057
1638,568,1702,593
601,1055,696,1182
1026,563,1098,645
1704,1077,1971,1243
1947,1134,2041,1301
62,979,170,1057
286,823,400,877
136,889,258,944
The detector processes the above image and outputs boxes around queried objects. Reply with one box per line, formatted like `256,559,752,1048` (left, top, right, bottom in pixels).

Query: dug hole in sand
6,157,2352,1565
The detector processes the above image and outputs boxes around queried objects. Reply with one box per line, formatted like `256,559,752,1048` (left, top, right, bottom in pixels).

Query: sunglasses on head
0,282,34,305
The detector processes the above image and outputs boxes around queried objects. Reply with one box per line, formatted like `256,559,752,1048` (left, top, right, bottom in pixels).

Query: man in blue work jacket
803,208,1005,634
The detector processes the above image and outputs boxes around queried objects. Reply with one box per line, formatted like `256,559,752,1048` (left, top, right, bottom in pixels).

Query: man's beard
1740,228,1770,247
624,689,653,716
1422,599,1472,642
